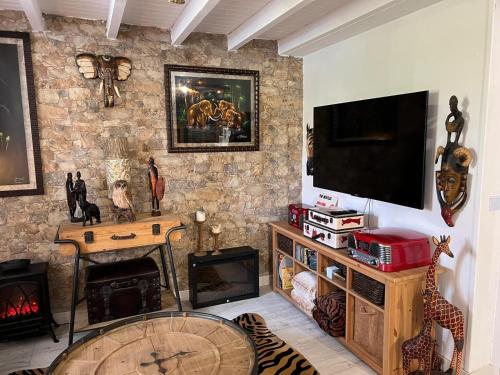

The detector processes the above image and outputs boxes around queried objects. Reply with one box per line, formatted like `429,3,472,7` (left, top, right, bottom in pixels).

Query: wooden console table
270,221,437,375
54,214,185,346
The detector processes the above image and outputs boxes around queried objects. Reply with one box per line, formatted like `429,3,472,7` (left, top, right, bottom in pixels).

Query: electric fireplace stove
0,261,58,342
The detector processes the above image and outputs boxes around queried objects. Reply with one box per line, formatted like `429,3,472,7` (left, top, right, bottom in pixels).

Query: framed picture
0,31,43,197
165,65,259,153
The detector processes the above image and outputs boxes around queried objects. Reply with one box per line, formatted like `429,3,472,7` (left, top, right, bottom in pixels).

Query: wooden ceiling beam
278,0,445,56
171,0,220,46
227,0,315,51
19,0,45,32
106,0,128,39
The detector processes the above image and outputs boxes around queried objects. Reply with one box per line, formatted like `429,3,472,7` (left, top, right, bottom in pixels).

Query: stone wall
0,11,303,311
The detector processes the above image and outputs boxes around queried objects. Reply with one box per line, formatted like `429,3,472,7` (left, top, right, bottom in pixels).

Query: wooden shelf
270,221,433,375
318,272,347,291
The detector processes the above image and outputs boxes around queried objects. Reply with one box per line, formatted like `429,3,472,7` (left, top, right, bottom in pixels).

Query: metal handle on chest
110,278,138,289
111,233,136,240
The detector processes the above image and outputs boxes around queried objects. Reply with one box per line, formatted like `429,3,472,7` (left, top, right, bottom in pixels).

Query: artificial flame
0,295,40,319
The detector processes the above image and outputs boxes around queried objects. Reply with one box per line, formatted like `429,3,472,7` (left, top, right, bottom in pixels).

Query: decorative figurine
435,96,473,227
306,124,314,176
211,224,222,255
194,209,206,257
112,179,136,223
71,171,101,227
65,172,82,222
147,157,165,217
422,236,465,375
75,53,132,107
402,319,436,375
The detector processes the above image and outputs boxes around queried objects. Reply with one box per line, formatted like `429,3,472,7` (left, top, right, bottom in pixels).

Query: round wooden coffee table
48,311,257,375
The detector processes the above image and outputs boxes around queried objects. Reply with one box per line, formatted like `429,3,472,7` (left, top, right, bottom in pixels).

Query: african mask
435,96,473,227
75,53,132,107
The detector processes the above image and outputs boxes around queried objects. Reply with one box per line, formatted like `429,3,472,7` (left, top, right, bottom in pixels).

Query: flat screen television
313,91,429,209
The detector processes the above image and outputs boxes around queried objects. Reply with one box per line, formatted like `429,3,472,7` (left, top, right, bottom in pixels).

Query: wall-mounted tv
313,91,429,209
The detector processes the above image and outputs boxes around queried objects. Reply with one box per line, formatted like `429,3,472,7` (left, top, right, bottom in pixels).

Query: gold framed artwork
165,65,259,153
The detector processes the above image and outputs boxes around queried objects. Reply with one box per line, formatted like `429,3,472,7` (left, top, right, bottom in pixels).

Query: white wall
302,0,493,371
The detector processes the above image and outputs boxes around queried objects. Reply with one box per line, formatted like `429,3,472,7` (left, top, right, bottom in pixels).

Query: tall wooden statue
147,157,165,217
435,96,473,227
425,236,464,375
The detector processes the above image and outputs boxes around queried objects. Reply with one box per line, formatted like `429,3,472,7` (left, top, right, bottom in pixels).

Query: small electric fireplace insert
0,261,58,342
188,246,259,308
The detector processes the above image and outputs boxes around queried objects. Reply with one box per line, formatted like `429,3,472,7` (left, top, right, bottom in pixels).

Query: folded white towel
291,289,316,316
292,271,317,301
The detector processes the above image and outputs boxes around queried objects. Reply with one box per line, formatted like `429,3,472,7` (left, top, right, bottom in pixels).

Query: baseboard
53,274,271,325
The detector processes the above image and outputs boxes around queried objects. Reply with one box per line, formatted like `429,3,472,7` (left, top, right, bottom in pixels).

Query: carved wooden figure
75,54,132,107
435,96,472,227
402,319,435,375
424,236,465,375
148,157,165,216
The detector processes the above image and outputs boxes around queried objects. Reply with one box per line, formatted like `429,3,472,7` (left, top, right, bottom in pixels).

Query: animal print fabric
233,313,319,375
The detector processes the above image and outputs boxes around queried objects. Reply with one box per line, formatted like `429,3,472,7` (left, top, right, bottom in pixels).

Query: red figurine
423,236,465,375
147,157,165,216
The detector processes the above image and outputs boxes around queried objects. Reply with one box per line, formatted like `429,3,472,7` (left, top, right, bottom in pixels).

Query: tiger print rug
233,313,319,375
9,313,319,375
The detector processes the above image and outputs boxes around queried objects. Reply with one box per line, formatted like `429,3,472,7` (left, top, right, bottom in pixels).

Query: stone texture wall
0,11,303,311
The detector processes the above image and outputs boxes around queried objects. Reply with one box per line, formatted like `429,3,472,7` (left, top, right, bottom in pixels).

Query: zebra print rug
233,313,319,375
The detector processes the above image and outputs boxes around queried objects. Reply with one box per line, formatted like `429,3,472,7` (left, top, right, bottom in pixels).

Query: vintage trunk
85,257,161,324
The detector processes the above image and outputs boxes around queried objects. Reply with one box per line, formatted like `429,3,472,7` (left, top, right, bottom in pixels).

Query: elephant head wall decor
435,95,473,227
75,53,132,107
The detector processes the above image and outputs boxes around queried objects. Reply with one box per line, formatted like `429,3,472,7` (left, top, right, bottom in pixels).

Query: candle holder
194,220,206,257
211,232,221,255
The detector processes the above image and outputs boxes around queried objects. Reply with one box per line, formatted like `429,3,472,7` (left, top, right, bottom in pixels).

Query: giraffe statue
424,235,465,375
402,319,435,375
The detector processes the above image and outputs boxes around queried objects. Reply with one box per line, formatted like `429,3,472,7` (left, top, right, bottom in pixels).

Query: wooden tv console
270,221,434,375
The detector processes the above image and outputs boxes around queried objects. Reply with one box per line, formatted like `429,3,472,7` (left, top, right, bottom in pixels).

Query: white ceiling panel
123,0,186,30
0,0,23,11
36,0,108,20
195,0,273,35
260,0,349,40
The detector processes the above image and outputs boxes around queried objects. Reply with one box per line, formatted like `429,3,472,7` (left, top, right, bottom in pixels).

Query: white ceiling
194,0,273,35
0,0,445,56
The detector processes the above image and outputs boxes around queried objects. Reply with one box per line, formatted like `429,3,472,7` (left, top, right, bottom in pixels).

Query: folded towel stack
291,271,317,317
312,289,346,337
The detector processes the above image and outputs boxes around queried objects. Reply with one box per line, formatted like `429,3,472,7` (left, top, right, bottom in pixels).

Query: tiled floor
0,289,374,375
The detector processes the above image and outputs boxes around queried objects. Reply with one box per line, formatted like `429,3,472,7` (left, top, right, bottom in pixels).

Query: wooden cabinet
270,221,433,375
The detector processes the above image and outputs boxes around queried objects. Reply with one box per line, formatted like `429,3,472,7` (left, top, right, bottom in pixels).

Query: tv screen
313,91,429,209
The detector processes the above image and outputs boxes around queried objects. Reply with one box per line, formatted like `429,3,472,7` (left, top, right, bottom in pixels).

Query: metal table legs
54,224,186,346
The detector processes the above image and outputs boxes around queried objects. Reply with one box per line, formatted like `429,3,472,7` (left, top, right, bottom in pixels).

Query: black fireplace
0,261,58,342
188,246,259,308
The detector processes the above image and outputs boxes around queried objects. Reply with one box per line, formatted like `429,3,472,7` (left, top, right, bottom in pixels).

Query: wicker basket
351,271,385,306
277,233,293,256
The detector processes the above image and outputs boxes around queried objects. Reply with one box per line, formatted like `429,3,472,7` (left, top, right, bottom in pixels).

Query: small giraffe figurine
402,319,435,375
424,235,465,375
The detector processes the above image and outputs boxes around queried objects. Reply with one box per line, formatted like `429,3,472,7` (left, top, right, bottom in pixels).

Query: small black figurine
70,171,101,226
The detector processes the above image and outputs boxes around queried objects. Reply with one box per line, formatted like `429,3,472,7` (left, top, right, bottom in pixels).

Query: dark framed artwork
0,31,43,197
165,65,259,153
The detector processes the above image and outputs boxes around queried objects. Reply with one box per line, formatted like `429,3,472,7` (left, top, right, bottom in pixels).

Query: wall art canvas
165,65,259,153
0,31,43,197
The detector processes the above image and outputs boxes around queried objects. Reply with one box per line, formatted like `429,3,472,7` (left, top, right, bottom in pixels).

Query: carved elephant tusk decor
435,95,473,227
75,53,132,107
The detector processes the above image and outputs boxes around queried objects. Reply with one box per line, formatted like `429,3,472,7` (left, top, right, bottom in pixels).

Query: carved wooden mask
75,53,132,107
435,96,473,227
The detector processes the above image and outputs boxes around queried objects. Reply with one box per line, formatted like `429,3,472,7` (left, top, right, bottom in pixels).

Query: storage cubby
270,221,431,375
